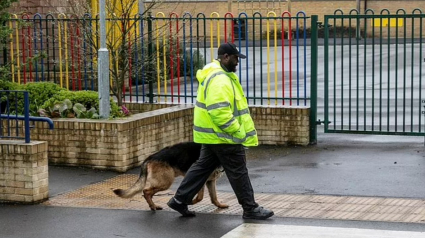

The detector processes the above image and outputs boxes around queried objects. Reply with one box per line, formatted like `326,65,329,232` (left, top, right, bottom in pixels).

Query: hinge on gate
422,100,425,114
316,119,331,125
317,22,332,29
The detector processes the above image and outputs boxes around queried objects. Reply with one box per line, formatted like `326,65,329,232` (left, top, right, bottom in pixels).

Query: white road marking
222,224,425,238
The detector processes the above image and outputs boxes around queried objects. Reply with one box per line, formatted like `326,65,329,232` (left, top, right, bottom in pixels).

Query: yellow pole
63,15,69,90
9,15,18,83
156,12,166,102
58,14,66,88
266,12,277,105
210,12,220,62
272,12,278,105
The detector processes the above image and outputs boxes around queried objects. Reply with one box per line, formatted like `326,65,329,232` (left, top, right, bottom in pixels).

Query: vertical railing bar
387,11,391,132
259,13,264,105
349,15,352,130
6,92,11,137
303,13,307,106
8,19,14,83
410,15,415,132
310,15,319,143
33,14,40,82
401,11,407,132
140,15,145,103
0,91,3,137
133,15,139,102
50,15,57,84
369,10,376,131
324,16,329,132
46,14,53,83
395,13,399,132
239,13,249,101
295,13,300,106
252,12,258,105
189,15,194,103
24,91,30,143
340,14,344,130
183,14,188,103
333,13,337,130
379,12,384,132
14,91,18,138
83,14,89,90
89,17,95,91
356,11,360,131
416,10,423,132
363,14,367,131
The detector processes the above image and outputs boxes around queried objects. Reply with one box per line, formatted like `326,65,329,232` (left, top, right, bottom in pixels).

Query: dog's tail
113,161,148,198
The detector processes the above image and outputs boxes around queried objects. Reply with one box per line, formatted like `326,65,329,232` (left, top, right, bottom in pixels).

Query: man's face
223,54,239,72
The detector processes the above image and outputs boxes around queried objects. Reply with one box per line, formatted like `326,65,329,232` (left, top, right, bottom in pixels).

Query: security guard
168,42,274,220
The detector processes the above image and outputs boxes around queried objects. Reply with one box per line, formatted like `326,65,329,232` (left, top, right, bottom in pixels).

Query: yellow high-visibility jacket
193,60,258,146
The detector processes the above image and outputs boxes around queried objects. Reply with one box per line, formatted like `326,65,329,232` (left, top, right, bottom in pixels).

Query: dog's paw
216,203,229,209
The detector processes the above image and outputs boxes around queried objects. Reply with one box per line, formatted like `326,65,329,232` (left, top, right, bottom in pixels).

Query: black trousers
174,144,258,211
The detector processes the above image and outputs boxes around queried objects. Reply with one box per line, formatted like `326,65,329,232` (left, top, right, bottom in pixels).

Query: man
167,42,274,220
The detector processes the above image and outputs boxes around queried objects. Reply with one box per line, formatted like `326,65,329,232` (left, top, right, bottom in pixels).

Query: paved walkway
45,174,425,224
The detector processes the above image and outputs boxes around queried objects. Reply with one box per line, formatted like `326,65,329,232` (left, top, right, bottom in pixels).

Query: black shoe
243,206,274,220
167,198,196,217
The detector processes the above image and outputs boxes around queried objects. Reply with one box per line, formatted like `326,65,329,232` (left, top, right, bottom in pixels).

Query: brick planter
0,141,48,204
30,104,194,172
3,104,309,173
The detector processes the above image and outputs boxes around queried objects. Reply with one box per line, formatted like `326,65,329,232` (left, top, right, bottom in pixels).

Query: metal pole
310,15,318,145
98,0,110,118
24,92,30,143
356,0,362,40
147,12,154,103
139,0,145,15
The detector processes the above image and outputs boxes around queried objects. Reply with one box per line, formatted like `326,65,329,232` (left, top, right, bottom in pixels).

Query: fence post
24,91,30,143
309,15,319,144
98,0,110,118
147,12,154,103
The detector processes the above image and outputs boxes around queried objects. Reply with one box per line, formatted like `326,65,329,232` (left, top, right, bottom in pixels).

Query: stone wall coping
50,104,194,125
0,140,46,146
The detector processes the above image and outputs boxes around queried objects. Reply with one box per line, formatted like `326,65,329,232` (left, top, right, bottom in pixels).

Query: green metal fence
324,9,425,136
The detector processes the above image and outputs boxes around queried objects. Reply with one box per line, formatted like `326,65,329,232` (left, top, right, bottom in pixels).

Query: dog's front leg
206,180,229,209
191,186,205,205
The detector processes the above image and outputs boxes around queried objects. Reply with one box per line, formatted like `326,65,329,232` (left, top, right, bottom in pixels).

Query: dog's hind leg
206,180,229,209
143,162,175,211
191,186,205,205
143,186,165,211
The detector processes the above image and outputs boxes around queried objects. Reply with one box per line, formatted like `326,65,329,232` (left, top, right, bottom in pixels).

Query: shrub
21,82,66,115
41,90,121,118
0,79,21,113
39,98,100,119
0,78,20,91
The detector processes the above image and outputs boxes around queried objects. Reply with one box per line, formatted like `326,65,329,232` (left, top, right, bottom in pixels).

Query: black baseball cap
218,42,246,59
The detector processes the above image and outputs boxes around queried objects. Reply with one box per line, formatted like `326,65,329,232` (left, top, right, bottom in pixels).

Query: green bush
41,90,121,118
4,82,66,115
21,82,66,115
0,79,21,113
0,78,20,91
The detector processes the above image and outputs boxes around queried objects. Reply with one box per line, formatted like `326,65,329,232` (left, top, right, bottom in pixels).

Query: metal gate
323,9,425,136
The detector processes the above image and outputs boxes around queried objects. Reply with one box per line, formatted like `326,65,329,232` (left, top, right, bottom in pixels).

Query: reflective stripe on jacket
193,60,258,146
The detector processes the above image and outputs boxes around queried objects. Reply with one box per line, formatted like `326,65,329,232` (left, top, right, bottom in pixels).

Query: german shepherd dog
113,142,228,211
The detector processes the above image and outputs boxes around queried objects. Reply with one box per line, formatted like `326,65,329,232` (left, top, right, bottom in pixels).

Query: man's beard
230,64,237,72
